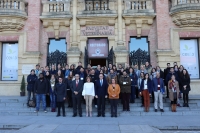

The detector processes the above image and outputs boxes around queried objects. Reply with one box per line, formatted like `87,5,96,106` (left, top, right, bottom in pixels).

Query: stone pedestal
67,50,82,66
114,46,128,66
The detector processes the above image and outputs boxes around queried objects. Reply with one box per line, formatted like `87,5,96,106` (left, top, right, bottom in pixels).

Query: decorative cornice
0,17,26,32
123,15,156,37
171,11,200,28
78,17,117,26
40,18,71,39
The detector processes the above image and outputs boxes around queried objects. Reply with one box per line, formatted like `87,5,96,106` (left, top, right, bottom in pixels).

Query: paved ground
0,115,200,133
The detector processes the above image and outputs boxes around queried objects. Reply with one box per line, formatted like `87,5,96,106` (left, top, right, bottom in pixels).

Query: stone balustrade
85,0,109,11
124,0,154,11
172,0,200,6
0,0,27,16
41,0,71,16
0,0,25,10
170,0,200,13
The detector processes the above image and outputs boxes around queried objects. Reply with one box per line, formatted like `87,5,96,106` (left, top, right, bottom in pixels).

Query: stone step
0,110,200,116
1,96,200,103
1,106,200,112
0,103,200,110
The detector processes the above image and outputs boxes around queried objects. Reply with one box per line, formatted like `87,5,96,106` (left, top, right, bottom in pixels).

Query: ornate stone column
68,0,81,66
114,0,128,66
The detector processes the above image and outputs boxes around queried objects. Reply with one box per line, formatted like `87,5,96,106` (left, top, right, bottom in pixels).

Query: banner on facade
180,39,199,79
81,26,114,36
88,38,108,58
1,43,18,81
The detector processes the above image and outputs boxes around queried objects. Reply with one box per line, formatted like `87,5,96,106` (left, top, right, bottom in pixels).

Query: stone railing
85,0,109,11
0,0,27,16
41,0,71,16
170,0,200,13
124,0,154,11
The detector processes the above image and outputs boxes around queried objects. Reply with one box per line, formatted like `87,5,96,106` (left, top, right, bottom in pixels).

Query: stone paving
0,115,200,133
0,96,200,133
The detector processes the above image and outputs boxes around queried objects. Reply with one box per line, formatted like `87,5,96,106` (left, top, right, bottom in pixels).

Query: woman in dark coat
45,71,51,107
65,71,73,108
180,69,191,107
55,77,67,117
129,67,138,103
27,69,37,106
140,73,153,112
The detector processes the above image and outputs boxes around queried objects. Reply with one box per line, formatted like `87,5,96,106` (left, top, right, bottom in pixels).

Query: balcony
77,0,117,26
170,0,200,27
0,0,27,32
40,0,72,19
77,0,117,18
123,0,156,37
123,0,155,15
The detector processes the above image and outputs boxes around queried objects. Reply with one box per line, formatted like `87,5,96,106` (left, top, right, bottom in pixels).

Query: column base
114,48,128,67
67,50,82,66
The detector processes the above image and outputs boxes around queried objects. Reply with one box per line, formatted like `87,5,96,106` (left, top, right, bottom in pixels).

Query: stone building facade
0,0,200,95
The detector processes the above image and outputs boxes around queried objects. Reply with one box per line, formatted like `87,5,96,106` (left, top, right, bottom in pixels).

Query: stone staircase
0,96,200,117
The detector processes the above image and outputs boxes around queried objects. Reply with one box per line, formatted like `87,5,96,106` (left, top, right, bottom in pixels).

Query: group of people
26,61,191,117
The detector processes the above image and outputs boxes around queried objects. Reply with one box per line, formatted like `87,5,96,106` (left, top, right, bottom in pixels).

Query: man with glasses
71,74,83,117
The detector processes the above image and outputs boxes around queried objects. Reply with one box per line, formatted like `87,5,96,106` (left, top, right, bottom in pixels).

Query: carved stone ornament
41,19,71,39
171,11,200,28
123,17,155,37
0,17,26,32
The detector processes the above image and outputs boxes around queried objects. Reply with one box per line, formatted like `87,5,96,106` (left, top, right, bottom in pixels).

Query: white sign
22,65,35,74
1,43,18,81
180,39,200,79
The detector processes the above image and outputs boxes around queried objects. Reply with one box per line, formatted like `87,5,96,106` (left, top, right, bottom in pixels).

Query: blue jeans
36,94,46,111
130,86,136,101
50,93,56,109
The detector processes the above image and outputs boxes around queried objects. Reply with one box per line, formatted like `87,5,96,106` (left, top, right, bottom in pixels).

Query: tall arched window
129,37,150,68
47,39,67,69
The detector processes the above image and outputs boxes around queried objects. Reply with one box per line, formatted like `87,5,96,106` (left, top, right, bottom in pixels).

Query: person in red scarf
168,75,180,112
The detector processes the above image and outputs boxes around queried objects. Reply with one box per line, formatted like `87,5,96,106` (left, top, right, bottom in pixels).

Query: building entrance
90,58,107,67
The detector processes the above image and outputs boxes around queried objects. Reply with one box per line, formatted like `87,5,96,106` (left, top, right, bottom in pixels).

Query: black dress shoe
111,115,113,117
97,114,101,117
72,114,77,117
56,114,60,117
63,115,66,117
115,115,117,117
160,109,164,112
140,105,144,107
127,109,130,111
102,114,105,117
186,104,189,107
79,114,82,117
183,103,186,107
155,109,157,112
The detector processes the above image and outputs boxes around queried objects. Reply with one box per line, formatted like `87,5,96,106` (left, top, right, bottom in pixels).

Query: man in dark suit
71,74,83,117
95,73,108,117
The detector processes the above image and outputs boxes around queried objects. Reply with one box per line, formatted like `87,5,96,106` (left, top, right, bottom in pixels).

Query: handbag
28,99,36,107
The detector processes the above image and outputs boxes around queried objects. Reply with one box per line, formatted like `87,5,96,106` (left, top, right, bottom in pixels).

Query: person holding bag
168,75,179,112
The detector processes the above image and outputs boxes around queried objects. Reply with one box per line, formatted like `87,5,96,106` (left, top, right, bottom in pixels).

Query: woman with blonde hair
82,76,95,117
168,75,179,112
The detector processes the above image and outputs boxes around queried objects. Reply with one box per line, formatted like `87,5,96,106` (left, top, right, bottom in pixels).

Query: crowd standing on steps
26,61,191,117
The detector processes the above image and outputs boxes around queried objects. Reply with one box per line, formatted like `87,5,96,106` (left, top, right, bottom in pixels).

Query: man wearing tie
71,74,83,117
95,73,108,117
